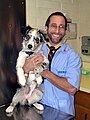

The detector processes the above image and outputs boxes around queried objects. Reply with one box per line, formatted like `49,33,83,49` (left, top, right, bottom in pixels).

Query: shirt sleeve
65,50,82,89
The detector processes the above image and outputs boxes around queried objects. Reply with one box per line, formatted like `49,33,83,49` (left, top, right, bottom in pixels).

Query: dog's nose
28,44,32,49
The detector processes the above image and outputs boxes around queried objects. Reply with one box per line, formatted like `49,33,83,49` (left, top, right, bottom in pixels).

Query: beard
47,31,65,44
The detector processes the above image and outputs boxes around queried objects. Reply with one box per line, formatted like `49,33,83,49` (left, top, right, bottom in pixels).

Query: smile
52,34,61,39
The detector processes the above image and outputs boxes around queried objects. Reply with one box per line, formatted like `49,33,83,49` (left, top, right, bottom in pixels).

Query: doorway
0,0,26,105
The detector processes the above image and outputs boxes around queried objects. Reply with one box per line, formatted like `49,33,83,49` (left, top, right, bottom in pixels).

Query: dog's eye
34,38,40,44
25,35,31,40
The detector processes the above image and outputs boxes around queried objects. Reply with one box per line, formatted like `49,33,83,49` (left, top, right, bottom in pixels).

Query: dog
6,26,49,113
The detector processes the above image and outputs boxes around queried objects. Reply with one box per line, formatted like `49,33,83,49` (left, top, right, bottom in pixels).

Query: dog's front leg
16,51,28,86
34,67,43,85
43,55,49,68
36,75,43,85
34,55,49,85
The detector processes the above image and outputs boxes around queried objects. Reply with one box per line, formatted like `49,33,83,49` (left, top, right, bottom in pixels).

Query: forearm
41,70,76,95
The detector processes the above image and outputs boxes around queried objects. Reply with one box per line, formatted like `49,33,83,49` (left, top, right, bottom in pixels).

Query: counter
79,75,90,93
0,104,74,120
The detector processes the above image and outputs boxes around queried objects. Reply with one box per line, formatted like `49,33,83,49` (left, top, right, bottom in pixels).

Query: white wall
78,0,90,64
26,0,90,68
26,0,62,29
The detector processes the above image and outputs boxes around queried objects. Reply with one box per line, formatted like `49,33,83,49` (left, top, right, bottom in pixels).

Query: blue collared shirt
40,41,82,116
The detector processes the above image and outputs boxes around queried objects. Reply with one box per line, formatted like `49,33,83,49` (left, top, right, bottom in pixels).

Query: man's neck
48,41,62,49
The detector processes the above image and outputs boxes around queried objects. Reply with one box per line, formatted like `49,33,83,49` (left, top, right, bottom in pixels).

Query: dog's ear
26,25,32,33
38,30,49,42
21,25,32,37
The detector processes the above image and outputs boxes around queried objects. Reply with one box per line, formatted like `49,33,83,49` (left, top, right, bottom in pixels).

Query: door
0,0,26,105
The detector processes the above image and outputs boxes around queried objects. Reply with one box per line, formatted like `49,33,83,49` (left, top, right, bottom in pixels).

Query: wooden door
0,0,26,105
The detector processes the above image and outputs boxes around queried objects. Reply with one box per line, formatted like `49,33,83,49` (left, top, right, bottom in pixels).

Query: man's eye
59,24,65,29
51,24,57,29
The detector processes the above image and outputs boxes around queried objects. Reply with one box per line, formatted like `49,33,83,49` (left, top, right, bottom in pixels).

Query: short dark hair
45,12,67,30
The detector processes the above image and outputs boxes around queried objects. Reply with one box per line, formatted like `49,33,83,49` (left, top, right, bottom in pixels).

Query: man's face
46,15,66,45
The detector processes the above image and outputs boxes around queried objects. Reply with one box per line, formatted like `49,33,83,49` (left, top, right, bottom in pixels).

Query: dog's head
21,26,49,55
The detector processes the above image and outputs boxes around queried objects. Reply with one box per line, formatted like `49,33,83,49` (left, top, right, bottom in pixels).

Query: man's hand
23,54,44,74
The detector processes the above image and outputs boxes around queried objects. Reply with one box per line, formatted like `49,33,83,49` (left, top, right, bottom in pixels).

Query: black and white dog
6,26,49,113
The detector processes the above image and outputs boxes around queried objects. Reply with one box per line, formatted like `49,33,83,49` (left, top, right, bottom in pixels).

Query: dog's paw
18,77,26,86
6,106,14,113
41,62,49,70
33,103,44,111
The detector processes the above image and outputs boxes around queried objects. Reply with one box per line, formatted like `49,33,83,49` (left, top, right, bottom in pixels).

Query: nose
55,26,60,33
28,44,32,49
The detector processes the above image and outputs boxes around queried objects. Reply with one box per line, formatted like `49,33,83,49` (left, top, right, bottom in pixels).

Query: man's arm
41,70,76,95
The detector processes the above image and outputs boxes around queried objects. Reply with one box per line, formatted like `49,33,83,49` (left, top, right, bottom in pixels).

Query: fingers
27,54,44,65
33,54,44,64
24,54,44,73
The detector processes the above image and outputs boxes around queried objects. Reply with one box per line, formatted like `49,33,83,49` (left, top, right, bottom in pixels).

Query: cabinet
75,90,90,120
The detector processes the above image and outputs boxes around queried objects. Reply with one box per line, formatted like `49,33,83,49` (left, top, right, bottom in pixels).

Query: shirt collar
43,40,68,53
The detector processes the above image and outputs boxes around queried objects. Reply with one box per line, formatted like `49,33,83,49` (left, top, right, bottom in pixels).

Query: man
23,12,81,116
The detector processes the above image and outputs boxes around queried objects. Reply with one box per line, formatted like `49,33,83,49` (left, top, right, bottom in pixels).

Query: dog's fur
6,26,49,113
